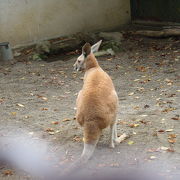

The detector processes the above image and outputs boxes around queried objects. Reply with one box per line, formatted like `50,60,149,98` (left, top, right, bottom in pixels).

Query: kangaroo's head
73,40,102,71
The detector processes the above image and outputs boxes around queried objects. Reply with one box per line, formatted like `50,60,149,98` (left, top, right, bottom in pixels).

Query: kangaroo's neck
85,54,99,71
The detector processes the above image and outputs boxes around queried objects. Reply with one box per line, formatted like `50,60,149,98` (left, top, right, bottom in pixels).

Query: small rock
36,41,51,54
99,32,123,42
32,53,42,61
101,40,121,52
94,48,115,57
14,51,21,57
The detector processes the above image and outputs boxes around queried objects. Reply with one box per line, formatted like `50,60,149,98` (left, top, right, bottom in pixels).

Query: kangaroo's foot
109,141,115,148
114,133,128,144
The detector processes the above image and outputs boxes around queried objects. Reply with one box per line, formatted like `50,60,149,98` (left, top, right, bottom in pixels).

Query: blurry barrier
0,133,178,180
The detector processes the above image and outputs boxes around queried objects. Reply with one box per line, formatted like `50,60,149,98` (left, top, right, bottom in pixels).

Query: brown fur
76,53,118,145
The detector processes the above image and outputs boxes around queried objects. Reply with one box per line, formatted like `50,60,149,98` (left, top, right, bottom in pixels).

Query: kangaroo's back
76,64,118,130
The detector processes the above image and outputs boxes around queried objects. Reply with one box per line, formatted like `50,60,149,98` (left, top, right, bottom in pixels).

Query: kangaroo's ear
82,43,91,57
91,40,102,53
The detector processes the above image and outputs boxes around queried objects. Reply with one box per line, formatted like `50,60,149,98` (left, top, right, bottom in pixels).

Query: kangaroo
63,40,124,175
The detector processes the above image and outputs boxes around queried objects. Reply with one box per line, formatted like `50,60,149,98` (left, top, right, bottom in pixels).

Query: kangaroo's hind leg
110,118,127,148
109,114,118,148
113,121,128,144
109,123,115,148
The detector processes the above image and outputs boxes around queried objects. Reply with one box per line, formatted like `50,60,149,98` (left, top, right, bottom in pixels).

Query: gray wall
0,0,130,47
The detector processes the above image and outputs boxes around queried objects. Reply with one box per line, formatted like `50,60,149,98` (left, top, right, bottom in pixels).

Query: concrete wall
0,0,130,47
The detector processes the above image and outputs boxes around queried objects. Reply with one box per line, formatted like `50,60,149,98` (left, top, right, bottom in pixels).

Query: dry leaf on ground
17,103,25,107
128,140,134,145
62,118,71,122
2,170,13,176
51,121,59,125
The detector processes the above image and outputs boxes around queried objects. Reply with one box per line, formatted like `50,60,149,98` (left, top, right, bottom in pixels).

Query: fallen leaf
139,120,148,125
167,82,173,86
17,103,25,107
41,108,48,111
140,114,148,117
115,65,122,70
128,92,134,96
107,58,113,61
165,129,173,132
45,128,54,132
134,79,140,81
51,121,59,125
158,129,165,133
62,118,71,122
162,108,176,113
25,115,31,119
11,112,17,116
37,95,48,101
160,146,169,151
167,148,175,152
42,97,48,101
117,133,128,143
45,128,55,135
164,78,173,85
3,170,13,176
128,124,140,128
134,106,140,110
171,115,180,121
168,139,176,143
48,132,55,135
73,136,82,142
149,156,157,160
148,147,169,153
168,134,176,138
136,87,145,92
128,140,134,145
59,71,65,75
136,66,147,72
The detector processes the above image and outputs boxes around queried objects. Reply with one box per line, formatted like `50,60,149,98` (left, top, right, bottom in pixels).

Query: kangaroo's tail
61,142,96,176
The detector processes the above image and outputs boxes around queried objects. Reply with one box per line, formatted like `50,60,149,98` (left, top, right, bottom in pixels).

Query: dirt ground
0,34,180,180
